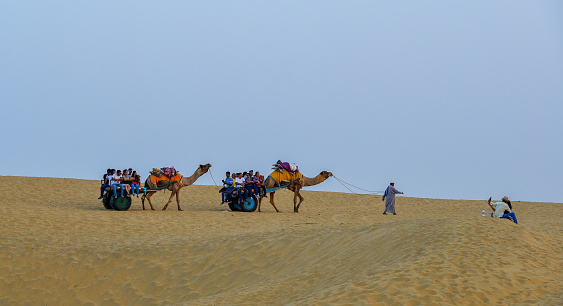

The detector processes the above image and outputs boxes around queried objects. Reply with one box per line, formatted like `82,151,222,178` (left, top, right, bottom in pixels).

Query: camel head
320,171,333,179
199,163,212,173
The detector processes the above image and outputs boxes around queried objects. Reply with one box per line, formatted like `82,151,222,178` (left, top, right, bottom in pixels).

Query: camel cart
221,179,298,212
101,186,132,211
221,186,259,212
100,181,177,211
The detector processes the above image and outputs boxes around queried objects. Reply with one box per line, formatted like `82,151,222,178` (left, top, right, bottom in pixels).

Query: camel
258,171,332,213
141,164,212,211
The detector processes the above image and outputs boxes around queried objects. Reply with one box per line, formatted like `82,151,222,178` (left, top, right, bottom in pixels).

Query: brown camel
258,171,332,213
141,164,212,211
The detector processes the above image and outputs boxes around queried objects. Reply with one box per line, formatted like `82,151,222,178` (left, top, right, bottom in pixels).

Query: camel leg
269,192,280,212
162,190,177,210
295,188,304,213
257,192,270,212
142,192,156,210
258,195,263,212
293,190,299,212
175,191,182,211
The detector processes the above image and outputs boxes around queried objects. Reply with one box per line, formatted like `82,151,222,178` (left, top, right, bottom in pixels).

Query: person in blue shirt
221,172,234,203
222,171,233,187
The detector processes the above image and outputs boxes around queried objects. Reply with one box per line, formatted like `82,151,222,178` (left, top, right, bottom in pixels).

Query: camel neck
303,174,327,187
180,168,204,186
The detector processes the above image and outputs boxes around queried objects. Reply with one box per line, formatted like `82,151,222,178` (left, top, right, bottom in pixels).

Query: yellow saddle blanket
268,170,303,186
150,173,183,185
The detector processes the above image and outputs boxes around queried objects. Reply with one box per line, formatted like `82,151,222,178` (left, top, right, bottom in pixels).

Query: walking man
382,181,403,215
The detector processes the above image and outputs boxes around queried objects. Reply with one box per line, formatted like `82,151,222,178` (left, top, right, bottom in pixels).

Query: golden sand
0,176,561,305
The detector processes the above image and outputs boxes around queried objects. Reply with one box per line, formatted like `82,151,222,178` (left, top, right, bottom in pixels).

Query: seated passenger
110,170,125,198
221,172,234,203
244,171,256,199
130,170,140,198
222,171,233,187
122,169,132,197
98,169,113,199
235,172,246,199
488,196,518,224
253,171,267,197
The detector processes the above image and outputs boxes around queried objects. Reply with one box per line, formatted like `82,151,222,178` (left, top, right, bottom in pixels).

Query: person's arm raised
487,197,495,211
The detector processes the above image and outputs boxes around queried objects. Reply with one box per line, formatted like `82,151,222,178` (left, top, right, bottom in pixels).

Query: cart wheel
102,190,113,209
228,198,241,211
111,195,132,211
240,195,258,212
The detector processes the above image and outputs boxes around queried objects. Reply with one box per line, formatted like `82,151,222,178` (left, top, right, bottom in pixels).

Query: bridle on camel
208,168,218,186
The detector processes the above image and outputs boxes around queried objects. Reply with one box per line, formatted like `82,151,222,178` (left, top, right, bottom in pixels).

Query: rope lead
332,175,384,195
209,169,218,186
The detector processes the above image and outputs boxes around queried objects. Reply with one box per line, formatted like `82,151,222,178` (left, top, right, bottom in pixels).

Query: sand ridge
0,176,561,305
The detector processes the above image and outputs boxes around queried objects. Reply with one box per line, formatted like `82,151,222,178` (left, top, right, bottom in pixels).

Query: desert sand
0,176,561,305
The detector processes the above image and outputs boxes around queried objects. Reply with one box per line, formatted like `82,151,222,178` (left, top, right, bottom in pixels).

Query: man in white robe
382,182,403,215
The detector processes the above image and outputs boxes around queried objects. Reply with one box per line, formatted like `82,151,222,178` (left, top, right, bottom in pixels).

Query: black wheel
228,198,241,211
110,195,132,211
240,195,258,212
102,190,113,209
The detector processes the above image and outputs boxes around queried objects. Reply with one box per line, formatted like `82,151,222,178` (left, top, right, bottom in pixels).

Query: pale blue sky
1,1,562,202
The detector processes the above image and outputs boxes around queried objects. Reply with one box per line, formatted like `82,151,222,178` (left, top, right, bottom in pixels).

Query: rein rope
208,169,218,186
332,175,384,195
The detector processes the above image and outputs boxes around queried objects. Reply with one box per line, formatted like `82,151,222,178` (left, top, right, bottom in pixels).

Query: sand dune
0,176,561,305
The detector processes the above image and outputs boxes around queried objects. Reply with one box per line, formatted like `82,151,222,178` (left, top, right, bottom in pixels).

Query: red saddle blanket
150,173,182,185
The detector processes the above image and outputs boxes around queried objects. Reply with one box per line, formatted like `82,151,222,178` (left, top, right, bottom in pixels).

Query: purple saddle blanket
273,160,298,173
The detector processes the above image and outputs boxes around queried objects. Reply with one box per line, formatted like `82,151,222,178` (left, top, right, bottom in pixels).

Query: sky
1,1,562,203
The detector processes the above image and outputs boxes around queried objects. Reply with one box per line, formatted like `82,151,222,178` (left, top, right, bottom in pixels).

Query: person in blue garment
382,181,404,215
488,196,518,224
221,171,234,203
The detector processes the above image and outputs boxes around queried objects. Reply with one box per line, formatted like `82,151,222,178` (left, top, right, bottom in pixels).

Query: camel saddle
272,160,299,173
151,168,164,177
161,167,177,177
150,172,183,185
268,170,303,188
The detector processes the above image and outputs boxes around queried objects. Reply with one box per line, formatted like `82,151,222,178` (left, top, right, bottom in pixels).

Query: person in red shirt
130,170,141,197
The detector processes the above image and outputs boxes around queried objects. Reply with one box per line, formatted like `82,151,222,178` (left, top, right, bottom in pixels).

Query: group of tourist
99,168,141,199
96,167,518,225
221,170,267,203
